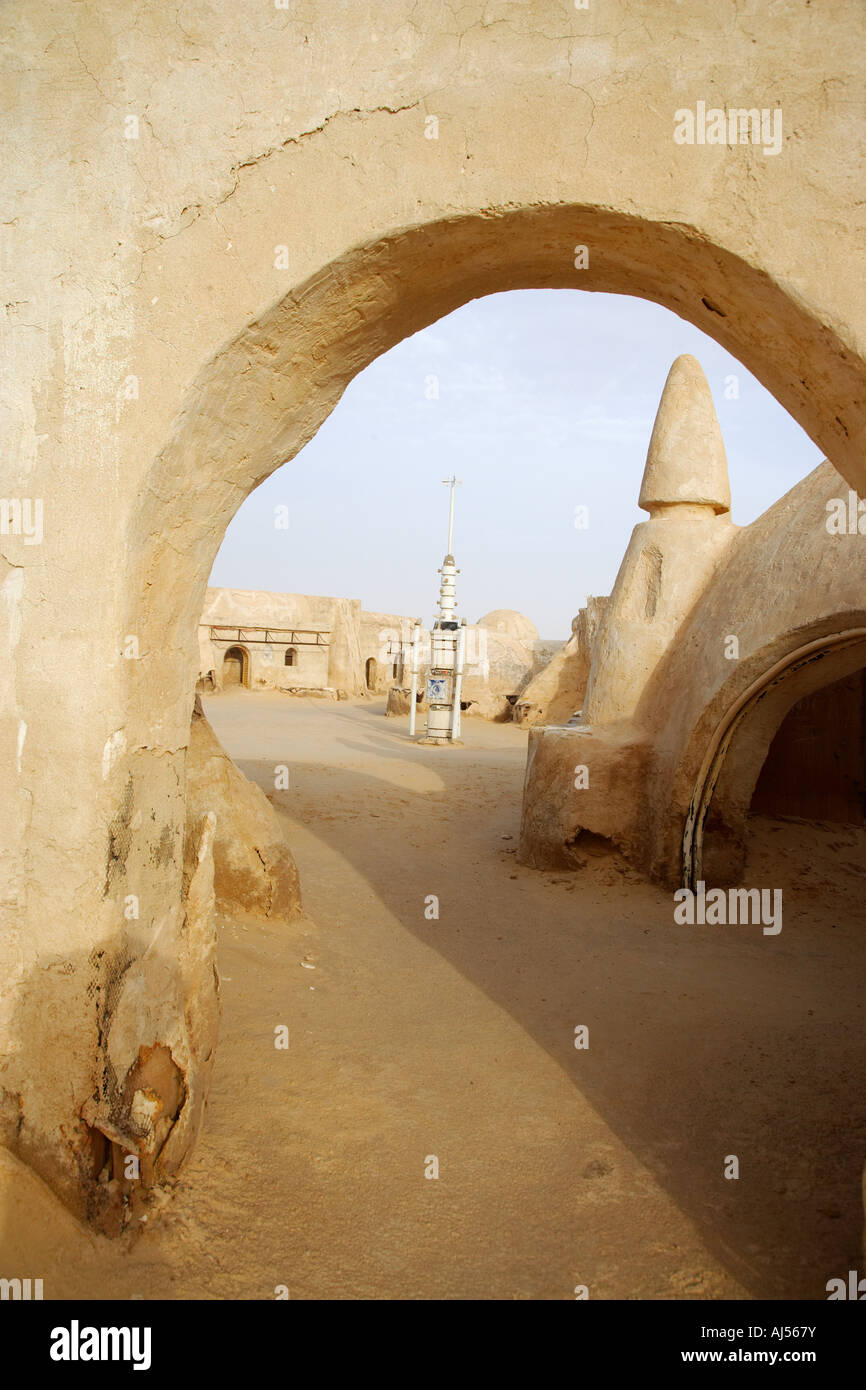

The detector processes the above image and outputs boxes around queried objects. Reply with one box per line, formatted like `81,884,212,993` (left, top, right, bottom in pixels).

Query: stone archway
122,213,866,1196
15,207,866,1229
5,0,866,1231
222,645,248,689
751,671,866,824
682,628,866,888
127,204,866,763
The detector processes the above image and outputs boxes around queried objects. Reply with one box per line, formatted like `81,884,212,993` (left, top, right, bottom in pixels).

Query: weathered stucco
186,702,302,921
515,598,608,727
200,587,363,693
2,0,865,1225
520,460,866,888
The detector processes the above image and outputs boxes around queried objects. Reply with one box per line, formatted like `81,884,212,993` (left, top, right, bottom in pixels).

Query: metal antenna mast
443,475,461,557
413,476,465,743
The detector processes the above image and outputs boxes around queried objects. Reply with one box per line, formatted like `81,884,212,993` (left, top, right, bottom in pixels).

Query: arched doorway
69,207,866,1241
222,645,247,689
123,205,866,802
127,205,866,757
682,629,866,887
751,669,866,825
365,657,377,690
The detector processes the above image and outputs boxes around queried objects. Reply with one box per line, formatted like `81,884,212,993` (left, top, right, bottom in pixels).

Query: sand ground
2,691,866,1299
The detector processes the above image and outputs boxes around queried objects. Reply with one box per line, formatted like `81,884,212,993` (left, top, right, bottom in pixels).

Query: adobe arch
222,645,249,688
5,0,866,1245
107,214,866,1220
126,205,866,750
15,213,866,1232
683,625,866,887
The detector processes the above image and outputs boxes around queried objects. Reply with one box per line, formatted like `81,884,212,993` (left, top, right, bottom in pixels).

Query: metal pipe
442,475,461,557
452,621,466,740
408,620,421,737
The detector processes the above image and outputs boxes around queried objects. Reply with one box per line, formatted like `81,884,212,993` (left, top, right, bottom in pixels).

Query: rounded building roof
477,609,539,643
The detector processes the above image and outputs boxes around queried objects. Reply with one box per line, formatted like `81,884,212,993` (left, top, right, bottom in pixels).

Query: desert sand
2,691,865,1299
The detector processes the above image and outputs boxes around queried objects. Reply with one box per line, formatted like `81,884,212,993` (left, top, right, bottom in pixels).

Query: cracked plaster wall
1,0,864,1222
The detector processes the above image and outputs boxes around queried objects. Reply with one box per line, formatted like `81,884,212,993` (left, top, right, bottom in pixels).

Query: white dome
476,609,539,643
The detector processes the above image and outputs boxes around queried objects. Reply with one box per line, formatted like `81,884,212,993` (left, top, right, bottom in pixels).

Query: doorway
222,645,247,688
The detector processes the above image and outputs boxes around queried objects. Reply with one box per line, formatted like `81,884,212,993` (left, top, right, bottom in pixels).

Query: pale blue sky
210,289,824,638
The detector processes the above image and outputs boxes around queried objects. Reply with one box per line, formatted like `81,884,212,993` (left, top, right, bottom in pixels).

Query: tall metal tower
409,476,467,743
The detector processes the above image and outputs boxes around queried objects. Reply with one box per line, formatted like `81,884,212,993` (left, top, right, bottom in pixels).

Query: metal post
452,620,466,740
423,478,464,744
408,620,421,737
442,475,461,557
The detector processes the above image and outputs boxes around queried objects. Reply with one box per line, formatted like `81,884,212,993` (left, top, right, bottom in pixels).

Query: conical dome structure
639,355,731,514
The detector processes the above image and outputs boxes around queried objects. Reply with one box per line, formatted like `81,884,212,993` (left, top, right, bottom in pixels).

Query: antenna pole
442,474,461,555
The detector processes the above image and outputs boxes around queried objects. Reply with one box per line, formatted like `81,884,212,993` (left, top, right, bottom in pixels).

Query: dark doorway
751,668,866,824
222,646,247,688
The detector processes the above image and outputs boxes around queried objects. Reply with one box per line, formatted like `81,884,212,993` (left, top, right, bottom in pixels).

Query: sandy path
3,692,865,1299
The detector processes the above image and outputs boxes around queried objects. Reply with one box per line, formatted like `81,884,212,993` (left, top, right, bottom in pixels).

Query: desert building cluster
197,586,562,720
1,0,865,1302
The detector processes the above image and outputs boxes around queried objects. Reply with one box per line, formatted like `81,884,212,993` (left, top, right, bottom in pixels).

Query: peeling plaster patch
130,1088,161,1130
102,729,127,779
105,778,135,897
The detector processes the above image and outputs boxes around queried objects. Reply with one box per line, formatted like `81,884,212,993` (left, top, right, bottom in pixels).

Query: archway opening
129,204,865,731
222,645,247,688
751,669,866,826
119,211,866,1300
686,631,866,888
189,281,849,1303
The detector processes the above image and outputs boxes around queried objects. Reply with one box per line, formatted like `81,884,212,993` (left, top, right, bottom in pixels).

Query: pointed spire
639,355,731,514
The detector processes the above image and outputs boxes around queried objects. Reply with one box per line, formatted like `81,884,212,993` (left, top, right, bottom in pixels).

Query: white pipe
408,620,421,737
452,622,466,740
442,475,460,556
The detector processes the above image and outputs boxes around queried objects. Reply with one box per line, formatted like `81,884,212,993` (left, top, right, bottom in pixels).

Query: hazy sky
210,289,824,638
